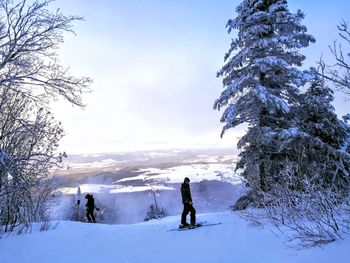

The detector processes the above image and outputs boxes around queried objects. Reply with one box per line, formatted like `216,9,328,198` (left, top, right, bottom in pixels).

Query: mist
53,180,246,225
52,148,242,224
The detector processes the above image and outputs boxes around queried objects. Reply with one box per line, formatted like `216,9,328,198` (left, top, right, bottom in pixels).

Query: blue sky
51,0,350,154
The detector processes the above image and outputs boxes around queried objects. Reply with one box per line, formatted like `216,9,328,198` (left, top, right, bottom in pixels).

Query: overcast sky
51,0,350,154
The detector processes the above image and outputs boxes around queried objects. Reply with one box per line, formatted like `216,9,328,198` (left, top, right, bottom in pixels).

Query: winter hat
184,177,190,183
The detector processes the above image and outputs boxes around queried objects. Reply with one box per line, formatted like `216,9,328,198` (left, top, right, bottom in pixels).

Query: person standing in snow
85,194,97,223
180,177,197,228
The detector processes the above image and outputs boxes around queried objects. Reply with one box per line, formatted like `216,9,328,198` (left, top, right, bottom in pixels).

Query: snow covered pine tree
247,75,350,246
294,74,350,190
214,0,315,202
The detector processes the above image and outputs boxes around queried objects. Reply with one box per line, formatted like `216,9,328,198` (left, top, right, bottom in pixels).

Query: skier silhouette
180,177,197,228
85,194,97,223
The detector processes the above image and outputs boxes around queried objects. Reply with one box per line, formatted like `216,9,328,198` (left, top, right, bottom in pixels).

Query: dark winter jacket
181,183,192,205
85,194,95,211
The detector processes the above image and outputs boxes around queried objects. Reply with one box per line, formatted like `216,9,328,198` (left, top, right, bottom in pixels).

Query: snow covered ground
58,183,176,195
119,163,241,184
55,149,240,206
58,163,240,195
1,211,349,263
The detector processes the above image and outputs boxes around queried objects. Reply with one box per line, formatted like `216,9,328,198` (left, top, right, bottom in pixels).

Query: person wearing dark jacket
85,194,96,223
180,177,196,228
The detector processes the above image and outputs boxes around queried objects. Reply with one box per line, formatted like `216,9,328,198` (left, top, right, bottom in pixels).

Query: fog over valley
53,148,245,224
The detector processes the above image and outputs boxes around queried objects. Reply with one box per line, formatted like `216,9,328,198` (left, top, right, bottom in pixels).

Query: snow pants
181,203,196,225
86,208,96,223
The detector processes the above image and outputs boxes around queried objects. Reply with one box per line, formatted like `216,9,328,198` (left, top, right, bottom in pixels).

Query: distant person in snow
180,177,197,228
85,194,99,223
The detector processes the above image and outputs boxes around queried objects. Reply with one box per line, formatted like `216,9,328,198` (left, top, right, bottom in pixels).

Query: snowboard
167,222,222,232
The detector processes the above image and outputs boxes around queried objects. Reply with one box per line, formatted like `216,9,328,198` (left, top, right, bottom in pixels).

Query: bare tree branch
0,0,91,235
0,0,92,107
318,21,350,96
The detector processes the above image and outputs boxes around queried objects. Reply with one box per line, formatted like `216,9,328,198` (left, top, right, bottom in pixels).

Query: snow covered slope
1,212,349,263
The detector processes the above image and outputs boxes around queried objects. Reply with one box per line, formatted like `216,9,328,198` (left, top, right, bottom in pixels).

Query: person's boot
179,223,190,229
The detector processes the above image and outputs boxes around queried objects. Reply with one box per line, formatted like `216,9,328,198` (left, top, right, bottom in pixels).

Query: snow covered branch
0,0,92,107
0,0,91,235
240,161,350,248
0,88,65,234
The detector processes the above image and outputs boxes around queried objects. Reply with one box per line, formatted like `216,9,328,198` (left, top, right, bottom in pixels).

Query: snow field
1,211,349,263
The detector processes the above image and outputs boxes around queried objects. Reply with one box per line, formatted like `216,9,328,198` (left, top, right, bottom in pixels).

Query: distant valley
53,148,246,224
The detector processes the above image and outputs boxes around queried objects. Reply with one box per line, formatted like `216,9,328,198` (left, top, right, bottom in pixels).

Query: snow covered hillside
1,211,349,263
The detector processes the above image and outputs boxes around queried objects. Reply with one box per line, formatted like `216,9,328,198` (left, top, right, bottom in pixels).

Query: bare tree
0,0,92,107
0,0,91,235
318,20,350,96
0,87,64,234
